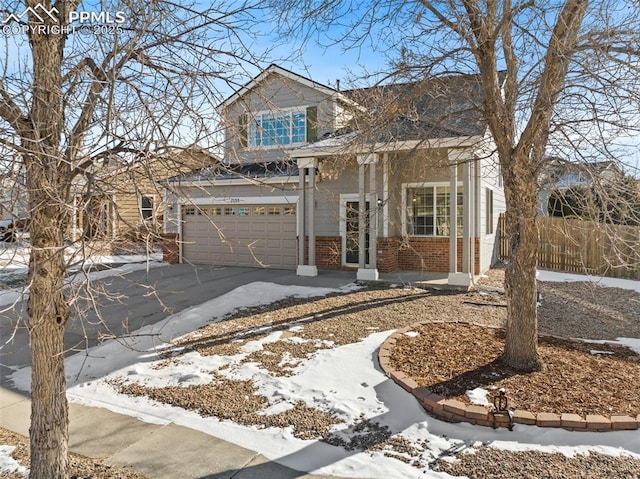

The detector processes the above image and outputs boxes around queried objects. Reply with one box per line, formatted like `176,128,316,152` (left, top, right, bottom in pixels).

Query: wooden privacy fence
498,214,640,280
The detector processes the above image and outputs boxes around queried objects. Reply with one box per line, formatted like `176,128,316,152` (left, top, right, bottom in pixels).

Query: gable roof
342,72,504,142
217,64,353,111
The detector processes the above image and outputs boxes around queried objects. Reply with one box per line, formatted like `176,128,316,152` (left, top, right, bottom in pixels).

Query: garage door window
284,205,296,215
238,206,250,216
224,207,236,216
268,206,281,215
254,206,265,215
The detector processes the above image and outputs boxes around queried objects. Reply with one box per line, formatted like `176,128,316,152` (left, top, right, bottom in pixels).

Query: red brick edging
378,322,640,432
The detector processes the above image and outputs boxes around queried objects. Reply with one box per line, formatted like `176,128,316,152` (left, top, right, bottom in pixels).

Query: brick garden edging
378,322,640,432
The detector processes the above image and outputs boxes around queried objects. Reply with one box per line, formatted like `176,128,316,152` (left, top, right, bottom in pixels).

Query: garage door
182,204,297,269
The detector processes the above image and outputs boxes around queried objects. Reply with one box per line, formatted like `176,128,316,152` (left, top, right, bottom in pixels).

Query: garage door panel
182,203,297,269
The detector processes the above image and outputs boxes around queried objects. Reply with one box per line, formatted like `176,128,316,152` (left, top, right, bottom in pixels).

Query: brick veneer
377,237,400,273
316,236,342,270
397,237,481,273
378,321,640,432
161,233,180,264
300,235,482,273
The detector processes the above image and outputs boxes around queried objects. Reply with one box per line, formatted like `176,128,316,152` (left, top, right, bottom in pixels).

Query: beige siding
222,72,336,165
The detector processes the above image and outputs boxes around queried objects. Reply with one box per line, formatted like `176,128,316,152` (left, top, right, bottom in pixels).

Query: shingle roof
167,161,298,183
342,72,503,142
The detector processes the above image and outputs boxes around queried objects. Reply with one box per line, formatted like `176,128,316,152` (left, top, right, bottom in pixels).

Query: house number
229,198,241,204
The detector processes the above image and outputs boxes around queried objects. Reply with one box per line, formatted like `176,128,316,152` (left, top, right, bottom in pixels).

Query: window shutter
239,114,248,148
306,106,317,143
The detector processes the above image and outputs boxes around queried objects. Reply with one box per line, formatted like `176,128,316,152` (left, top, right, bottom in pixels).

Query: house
71,147,218,241
164,65,505,286
537,158,624,217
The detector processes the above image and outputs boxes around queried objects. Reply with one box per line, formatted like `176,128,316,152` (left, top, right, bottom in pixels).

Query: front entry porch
293,145,482,287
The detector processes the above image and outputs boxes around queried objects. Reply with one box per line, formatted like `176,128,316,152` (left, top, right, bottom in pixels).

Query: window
247,109,306,147
238,206,251,216
253,206,266,216
140,196,153,220
268,206,281,215
224,207,236,216
183,206,196,216
284,205,296,216
486,188,494,235
405,185,463,236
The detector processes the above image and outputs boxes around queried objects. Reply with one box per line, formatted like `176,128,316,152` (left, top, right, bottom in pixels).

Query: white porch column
462,160,470,274
296,157,318,277
356,153,379,281
449,158,458,273
448,149,472,287
382,153,389,237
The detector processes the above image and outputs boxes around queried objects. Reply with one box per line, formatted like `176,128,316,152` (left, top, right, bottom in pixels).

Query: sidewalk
0,387,351,479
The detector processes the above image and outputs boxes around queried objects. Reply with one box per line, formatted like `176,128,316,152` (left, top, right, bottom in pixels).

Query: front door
345,200,369,265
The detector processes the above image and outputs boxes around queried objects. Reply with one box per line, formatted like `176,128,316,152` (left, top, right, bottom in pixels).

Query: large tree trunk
27,225,69,478
502,156,544,372
25,2,70,476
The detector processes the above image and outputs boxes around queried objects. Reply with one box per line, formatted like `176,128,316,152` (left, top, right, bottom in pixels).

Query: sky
1,1,639,170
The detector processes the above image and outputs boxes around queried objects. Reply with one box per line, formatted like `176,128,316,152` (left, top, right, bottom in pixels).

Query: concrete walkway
1,387,357,479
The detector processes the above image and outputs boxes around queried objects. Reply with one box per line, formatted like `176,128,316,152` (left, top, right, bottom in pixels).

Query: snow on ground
537,269,640,293
0,446,27,476
0,242,164,308
8,273,640,479
537,269,640,354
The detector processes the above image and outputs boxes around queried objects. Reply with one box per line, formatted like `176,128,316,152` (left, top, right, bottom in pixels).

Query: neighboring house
165,64,505,286
537,158,624,216
72,147,218,241
0,167,28,222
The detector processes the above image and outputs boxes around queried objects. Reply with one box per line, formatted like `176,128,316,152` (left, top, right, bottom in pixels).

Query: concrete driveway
0,264,355,391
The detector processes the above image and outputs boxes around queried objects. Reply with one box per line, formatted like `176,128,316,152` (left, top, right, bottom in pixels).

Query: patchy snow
578,338,640,355
466,387,491,407
404,331,420,338
0,247,165,308
537,269,640,293
0,446,28,476
8,277,640,478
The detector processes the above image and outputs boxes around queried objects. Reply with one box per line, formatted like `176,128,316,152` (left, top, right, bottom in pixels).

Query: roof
217,64,353,111
540,159,623,188
167,161,298,183
342,72,504,142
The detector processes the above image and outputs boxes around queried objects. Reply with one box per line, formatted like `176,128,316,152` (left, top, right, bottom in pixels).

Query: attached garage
181,203,297,269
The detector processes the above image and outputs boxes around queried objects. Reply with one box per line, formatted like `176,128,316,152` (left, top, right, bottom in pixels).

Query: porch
292,139,484,288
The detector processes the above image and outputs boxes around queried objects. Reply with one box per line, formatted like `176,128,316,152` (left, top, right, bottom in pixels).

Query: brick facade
377,237,400,273
161,233,180,264
303,235,481,274
396,237,481,273
315,236,343,270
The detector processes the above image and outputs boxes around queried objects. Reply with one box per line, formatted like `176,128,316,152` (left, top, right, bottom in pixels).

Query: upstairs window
239,106,317,148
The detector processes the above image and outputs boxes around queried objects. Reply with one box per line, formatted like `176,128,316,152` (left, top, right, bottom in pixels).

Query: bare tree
271,0,640,371
0,1,270,476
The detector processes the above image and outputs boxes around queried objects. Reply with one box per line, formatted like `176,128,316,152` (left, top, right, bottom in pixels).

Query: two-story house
164,65,505,286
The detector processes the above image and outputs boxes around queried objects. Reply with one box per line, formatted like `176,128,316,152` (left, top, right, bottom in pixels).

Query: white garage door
182,204,297,269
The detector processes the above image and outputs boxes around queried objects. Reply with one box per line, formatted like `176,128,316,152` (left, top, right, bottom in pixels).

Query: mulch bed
389,322,640,417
